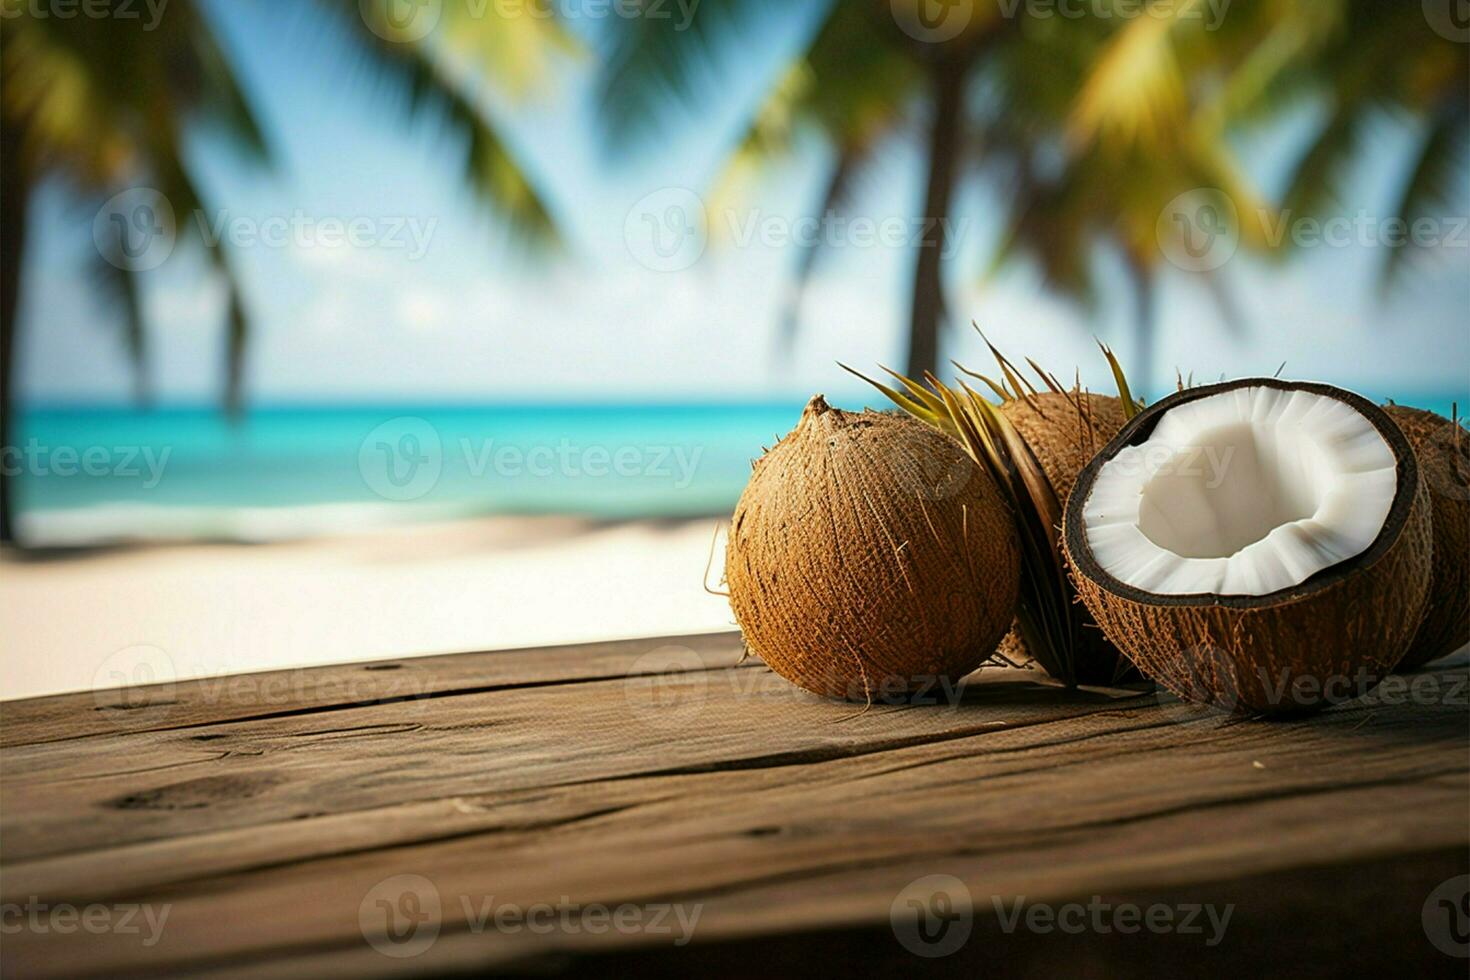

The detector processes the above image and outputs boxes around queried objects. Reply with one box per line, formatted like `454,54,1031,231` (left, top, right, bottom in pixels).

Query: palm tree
0,0,570,544
599,0,1018,381
993,0,1467,389
599,0,1466,395
1271,1,1468,291
598,2,1283,389
987,2,1281,390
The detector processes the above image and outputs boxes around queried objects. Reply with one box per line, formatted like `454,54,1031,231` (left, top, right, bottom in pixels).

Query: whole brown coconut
726,396,1021,701
1385,404,1469,669
1000,391,1129,503
998,391,1129,682
1063,380,1433,716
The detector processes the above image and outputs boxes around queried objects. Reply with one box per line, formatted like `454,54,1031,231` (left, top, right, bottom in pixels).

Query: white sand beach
0,516,736,701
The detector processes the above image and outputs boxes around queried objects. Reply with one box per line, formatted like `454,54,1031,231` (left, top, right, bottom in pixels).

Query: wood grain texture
2,634,1467,978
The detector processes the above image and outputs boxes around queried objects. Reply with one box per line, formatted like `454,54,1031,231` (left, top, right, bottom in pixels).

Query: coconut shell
1063,380,1433,716
999,391,1129,684
726,395,1021,701
1000,391,1129,503
1384,404,1469,670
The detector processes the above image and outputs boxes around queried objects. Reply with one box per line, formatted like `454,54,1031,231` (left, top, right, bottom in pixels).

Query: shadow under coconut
826,666,1156,712
1303,664,1470,747
1148,657,1470,746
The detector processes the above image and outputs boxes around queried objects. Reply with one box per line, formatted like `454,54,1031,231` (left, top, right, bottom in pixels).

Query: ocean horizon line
16,385,1467,416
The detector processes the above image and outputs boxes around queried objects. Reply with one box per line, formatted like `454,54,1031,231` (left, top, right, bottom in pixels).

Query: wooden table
3,634,1467,977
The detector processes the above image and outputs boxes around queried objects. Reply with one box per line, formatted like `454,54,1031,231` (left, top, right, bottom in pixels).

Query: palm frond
1381,101,1469,294
316,1,565,243
1067,4,1195,150
596,0,782,148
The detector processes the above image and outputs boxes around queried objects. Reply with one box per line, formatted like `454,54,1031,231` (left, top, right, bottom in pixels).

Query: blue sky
16,0,1470,406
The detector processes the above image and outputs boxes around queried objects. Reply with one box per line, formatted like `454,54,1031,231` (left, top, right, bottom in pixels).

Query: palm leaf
1381,101,1469,294
596,0,783,147
1067,2,1197,150
318,3,564,243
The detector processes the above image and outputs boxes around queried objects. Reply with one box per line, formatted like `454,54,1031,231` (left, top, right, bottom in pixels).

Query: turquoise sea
12,392,1466,545
11,402,807,543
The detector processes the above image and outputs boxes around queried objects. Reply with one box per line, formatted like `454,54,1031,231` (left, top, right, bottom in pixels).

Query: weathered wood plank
0,664,1144,862
0,632,748,747
1,641,1466,978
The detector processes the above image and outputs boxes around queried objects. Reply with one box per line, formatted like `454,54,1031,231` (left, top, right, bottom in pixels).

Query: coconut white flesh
1082,385,1397,596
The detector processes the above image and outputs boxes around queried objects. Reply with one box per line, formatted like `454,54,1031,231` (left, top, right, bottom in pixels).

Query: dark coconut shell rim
1063,377,1419,610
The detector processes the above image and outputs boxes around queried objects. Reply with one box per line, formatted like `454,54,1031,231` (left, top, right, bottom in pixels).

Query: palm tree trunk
1126,254,1156,400
906,56,968,381
1,113,31,546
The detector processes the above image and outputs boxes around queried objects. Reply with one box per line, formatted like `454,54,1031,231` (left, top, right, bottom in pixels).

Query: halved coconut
1063,379,1432,715
1384,404,1469,669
